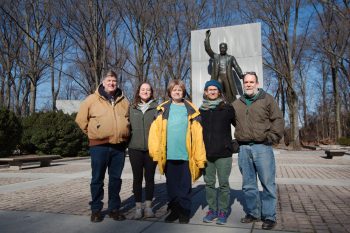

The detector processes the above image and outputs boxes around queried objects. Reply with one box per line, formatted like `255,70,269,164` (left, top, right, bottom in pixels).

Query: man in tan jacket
76,70,130,222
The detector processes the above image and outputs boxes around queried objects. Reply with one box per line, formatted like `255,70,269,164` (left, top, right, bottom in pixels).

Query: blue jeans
90,144,125,212
238,144,276,221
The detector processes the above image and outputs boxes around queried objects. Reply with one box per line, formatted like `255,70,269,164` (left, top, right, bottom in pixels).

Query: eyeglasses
207,88,219,92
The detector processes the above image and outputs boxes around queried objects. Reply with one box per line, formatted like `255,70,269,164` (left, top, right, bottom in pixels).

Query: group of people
75,68,284,230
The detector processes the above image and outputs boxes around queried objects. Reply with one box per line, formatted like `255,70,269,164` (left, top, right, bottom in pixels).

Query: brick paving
0,162,90,174
0,177,39,186
0,177,204,219
272,184,350,232
0,150,349,233
276,166,350,179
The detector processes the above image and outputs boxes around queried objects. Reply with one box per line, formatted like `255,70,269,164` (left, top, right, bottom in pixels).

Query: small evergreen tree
21,112,40,154
0,108,22,157
20,111,88,157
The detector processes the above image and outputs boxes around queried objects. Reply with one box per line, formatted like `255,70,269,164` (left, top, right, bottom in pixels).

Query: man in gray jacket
233,72,284,230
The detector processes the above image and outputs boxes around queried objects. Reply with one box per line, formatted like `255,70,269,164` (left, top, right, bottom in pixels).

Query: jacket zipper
142,109,146,150
208,109,213,144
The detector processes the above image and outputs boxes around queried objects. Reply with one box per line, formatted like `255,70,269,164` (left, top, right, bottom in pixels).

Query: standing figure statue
204,30,244,103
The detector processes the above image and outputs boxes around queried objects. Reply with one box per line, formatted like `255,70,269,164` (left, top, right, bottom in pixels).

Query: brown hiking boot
262,219,276,230
90,211,103,222
240,214,259,223
109,209,126,221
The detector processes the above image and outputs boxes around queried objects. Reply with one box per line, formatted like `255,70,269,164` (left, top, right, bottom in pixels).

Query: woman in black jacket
129,82,158,219
200,80,236,225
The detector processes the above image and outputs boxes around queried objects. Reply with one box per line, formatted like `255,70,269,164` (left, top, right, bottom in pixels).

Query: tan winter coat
75,85,130,146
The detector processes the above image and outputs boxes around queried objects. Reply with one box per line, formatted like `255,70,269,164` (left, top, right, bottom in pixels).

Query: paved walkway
0,149,349,233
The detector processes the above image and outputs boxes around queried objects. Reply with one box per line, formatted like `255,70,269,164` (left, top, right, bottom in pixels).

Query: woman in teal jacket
128,82,158,219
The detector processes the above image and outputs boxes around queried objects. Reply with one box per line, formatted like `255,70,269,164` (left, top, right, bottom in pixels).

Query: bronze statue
204,30,243,103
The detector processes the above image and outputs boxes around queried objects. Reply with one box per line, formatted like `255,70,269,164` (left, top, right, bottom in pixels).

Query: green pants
203,157,232,213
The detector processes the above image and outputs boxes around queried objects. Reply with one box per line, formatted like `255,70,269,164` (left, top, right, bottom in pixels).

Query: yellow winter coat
148,100,206,182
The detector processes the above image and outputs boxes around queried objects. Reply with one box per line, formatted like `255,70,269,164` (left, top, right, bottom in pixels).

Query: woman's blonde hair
167,79,187,98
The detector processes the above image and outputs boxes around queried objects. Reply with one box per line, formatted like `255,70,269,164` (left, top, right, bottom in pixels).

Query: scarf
137,99,154,114
200,98,223,110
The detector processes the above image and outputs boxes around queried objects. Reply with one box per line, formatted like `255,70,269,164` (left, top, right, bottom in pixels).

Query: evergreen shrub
20,111,88,157
0,108,22,157
338,137,350,146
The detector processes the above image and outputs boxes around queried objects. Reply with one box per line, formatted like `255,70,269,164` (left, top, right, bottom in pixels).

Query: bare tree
114,0,160,88
21,0,50,114
208,0,238,27
45,3,69,110
154,0,208,98
0,1,34,115
235,0,312,149
0,4,20,109
312,0,350,140
59,0,119,94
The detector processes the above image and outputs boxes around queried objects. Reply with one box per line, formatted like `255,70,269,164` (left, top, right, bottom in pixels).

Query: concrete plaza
0,149,349,233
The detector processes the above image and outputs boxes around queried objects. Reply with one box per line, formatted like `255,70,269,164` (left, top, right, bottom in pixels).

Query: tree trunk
0,76,4,107
51,66,56,111
331,66,341,140
29,80,36,114
287,85,301,149
321,64,327,139
278,75,286,117
5,76,11,109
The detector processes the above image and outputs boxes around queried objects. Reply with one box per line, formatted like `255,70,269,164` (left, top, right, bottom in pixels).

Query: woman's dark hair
132,82,154,107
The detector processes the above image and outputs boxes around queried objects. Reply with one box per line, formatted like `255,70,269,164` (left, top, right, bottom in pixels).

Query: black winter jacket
200,102,235,160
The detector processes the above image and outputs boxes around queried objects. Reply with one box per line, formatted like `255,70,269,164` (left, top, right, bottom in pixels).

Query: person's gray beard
244,88,258,97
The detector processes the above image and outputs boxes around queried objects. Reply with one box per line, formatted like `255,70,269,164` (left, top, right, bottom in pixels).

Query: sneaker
109,209,126,221
134,207,143,219
144,207,155,218
240,214,259,223
262,219,276,230
203,209,217,223
90,211,103,222
144,200,155,218
216,211,227,225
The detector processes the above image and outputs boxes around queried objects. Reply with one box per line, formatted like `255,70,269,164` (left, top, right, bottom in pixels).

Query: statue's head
219,43,227,55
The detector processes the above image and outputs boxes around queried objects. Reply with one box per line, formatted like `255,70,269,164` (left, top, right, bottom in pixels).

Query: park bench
0,155,61,170
325,149,346,159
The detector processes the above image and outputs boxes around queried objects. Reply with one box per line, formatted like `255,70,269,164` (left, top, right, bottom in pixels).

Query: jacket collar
95,84,125,103
239,88,266,105
157,99,200,120
131,99,158,110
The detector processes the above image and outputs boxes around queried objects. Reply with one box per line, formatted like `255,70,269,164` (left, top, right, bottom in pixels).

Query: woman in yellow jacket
148,79,206,224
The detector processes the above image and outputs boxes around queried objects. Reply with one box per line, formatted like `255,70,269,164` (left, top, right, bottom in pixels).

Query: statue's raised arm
204,30,215,58
203,29,244,103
